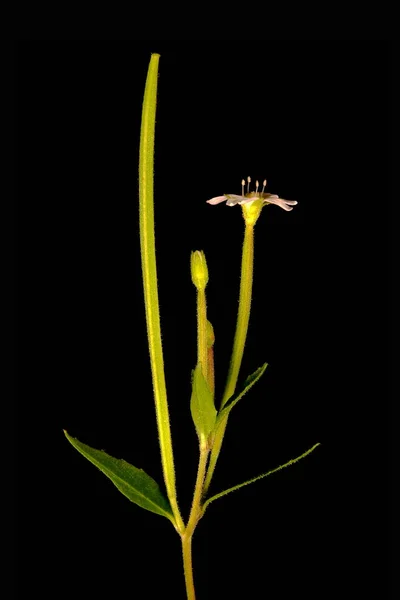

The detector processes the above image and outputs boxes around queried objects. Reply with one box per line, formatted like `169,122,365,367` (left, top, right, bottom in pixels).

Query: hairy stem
181,446,209,599
197,289,208,380
182,533,195,600
203,223,255,495
222,223,254,407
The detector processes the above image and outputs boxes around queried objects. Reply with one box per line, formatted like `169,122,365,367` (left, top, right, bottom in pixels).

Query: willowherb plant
64,53,320,600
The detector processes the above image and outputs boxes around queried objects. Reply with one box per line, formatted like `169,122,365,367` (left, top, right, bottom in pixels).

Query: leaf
217,363,268,427
190,364,217,444
64,431,175,524
201,443,321,515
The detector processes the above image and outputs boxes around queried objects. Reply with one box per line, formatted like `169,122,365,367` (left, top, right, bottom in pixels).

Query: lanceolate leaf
216,363,268,429
190,364,217,444
201,443,321,516
64,431,175,524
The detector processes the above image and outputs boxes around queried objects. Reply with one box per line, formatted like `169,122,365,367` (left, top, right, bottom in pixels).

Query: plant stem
182,533,196,600
197,289,208,380
207,345,215,397
203,223,255,495
181,446,209,599
222,223,254,407
139,53,184,534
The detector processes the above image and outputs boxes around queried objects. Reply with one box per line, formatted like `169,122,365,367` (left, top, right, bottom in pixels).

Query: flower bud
191,250,209,291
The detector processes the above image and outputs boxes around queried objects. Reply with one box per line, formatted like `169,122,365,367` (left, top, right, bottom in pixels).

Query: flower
207,177,298,212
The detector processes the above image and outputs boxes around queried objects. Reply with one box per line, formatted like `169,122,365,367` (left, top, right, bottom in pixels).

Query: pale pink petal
226,194,245,206
265,197,298,211
207,196,227,205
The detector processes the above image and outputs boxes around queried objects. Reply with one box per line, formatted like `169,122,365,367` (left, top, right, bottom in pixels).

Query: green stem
204,413,227,495
139,53,184,534
203,223,255,495
182,533,195,600
222,223,254,407
197,289,208,380
181,446,209,600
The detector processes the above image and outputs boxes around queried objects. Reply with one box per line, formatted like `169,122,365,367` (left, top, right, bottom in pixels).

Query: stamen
247,176,251,194
261,179,267,194
255,180,259,194
241,179,245,197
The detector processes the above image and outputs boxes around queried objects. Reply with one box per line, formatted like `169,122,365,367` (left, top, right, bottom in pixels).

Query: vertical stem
222,223,254,407
139,53,184,533
203,223,255,495
182,534,195,600
207,345,215,397
181,446,209,599
197,289,208,380
187,447,209,532
206,320,215,397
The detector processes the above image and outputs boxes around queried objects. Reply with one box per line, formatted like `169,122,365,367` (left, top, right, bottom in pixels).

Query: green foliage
190,364,217,444
216,363,268,428
64,53,320,600
202,443,321,515
64,431,175,524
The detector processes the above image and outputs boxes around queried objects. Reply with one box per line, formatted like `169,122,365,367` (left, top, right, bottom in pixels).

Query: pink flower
207,177,298,212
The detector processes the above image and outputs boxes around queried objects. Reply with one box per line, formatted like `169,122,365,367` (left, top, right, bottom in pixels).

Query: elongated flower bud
191,250,209,291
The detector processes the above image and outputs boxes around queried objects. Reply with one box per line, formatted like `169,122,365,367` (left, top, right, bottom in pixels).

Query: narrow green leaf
64,431,175,524
190,364,217,444
216,363,268,429
202,443,321,515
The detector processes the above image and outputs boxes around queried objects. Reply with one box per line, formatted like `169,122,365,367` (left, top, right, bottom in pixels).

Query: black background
15,42,390,599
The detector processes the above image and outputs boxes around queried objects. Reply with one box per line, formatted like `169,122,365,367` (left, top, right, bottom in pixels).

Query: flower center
241,177,267,199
